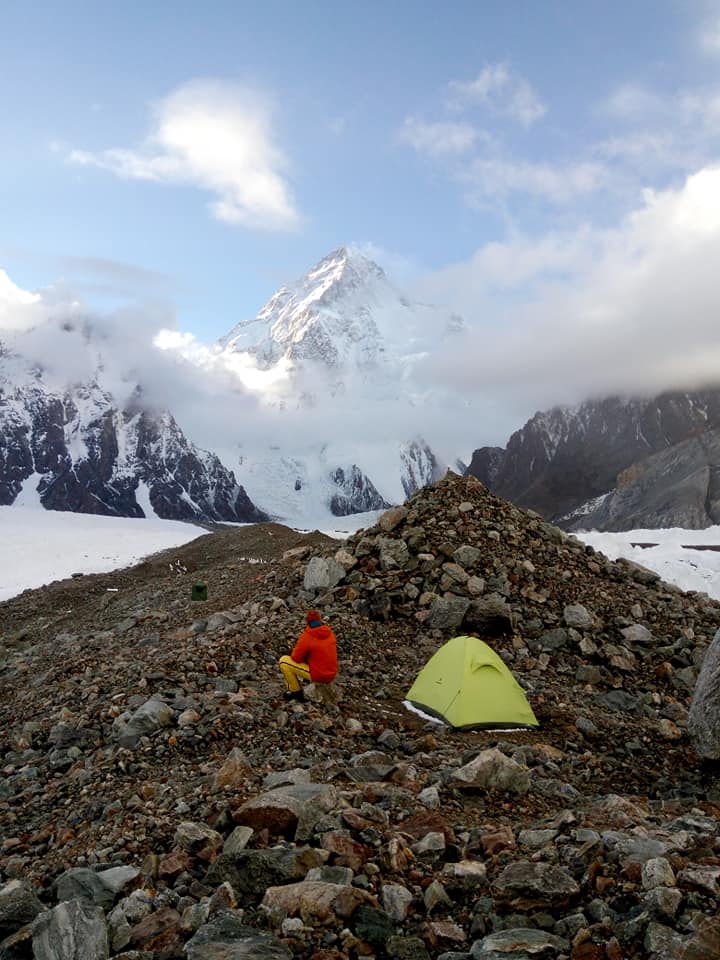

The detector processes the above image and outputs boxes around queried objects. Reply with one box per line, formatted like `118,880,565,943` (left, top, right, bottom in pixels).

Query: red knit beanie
306,610,321,625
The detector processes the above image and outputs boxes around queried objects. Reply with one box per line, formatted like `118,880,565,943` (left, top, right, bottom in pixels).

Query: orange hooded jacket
291,623,338,683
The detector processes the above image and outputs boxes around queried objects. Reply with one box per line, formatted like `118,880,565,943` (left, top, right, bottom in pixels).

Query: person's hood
308,624,332,639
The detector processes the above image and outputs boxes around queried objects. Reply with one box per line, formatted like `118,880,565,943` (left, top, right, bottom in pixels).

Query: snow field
0,506,718,606
576,526,720,601
0,507,204,603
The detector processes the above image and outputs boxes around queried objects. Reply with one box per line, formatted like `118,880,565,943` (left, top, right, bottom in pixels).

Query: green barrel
191,582,208,601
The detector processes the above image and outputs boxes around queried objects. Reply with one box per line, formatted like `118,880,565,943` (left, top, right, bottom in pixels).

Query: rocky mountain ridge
1,474,719,959
467,390,720,529
566,427,720,532
0,349,266,522
219,246,464,375
0,248,459,523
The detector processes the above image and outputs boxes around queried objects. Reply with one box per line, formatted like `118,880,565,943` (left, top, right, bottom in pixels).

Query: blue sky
3,0,720,351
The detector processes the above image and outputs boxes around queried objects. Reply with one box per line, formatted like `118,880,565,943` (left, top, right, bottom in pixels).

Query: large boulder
127,907,183,955
116,698,173,743
303,557,345,593
563,603,594,630
451,749,530,795
261,880,377,923
184,911,292,959
231,783,339,841
688,628,720,759
378,537,409,571
205,847,326,896
464,594,514,636
471,927,570,959
491,861,580,909
377,506,407,532
0,880,43,938
173,822,223,859
32,899,108,960
427,596,470,632
55,867,139,912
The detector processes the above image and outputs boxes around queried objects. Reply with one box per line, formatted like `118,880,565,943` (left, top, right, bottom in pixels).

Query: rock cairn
0,476,719,959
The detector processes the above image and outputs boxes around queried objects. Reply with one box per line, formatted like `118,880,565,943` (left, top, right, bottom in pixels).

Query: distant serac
0,358,267,523
466,390,720,530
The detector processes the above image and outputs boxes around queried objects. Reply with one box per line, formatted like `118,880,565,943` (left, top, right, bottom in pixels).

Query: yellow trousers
279,655,311,692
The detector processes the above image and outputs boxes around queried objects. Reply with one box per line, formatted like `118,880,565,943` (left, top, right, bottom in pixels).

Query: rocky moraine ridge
1,474,720,959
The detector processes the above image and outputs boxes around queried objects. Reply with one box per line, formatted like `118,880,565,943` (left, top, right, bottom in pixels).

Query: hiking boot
283,689,305,702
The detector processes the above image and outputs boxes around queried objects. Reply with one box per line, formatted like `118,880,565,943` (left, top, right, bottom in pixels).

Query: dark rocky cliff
466,389,720,528
0,376,267,523
570,427,720,531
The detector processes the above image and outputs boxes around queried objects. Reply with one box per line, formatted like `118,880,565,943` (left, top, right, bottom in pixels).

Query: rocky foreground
1,474,719,960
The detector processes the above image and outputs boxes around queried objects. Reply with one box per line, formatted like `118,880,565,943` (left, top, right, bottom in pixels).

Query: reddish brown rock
261,881,377,923
396,812,455,844
480,824,516,855
129,908,183,957
321,832,372,871
681,916,720,960
158,849,192,880
425,920,466,949
233,784,338,839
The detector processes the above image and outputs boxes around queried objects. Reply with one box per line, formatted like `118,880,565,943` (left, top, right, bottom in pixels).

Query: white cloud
598,82,720,175
601,83,667,120
462,156,606,204
399,117,480,155
595,130,676,163
400,64,606,209
7,168,720,468
419,228,599,300
0,270,43,331
602,82,720,129
69,79,299,231
416,166,720,414
448,63,546,126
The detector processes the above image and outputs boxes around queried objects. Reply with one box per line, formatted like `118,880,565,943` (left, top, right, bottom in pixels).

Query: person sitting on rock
279,610,338,701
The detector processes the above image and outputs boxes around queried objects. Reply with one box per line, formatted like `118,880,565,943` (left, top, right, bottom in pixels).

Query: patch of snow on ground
0,507,203,602
221,509,382,540
313,510,384,539
576,526,720,601
12,472,44,508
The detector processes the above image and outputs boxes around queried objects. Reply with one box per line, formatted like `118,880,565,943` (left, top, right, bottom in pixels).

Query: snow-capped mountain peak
0,250,467,528
301,245,386,296
210,246,467,519
219,245,464,375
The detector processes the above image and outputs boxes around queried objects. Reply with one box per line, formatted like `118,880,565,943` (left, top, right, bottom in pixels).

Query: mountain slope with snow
215,247,465,519
220,246,464,375
0,248,468,526
466,390,720,527
0,324,267,523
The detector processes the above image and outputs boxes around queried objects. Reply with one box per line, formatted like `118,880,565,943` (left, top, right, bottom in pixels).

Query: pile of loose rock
0,474,719,959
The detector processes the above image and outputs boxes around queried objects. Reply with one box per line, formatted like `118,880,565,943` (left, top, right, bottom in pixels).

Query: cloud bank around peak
6,171,720,462
415,165,720,416
69,80,300,231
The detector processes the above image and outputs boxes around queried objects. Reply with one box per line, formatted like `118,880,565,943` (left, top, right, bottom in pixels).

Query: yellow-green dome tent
405,635,538,730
